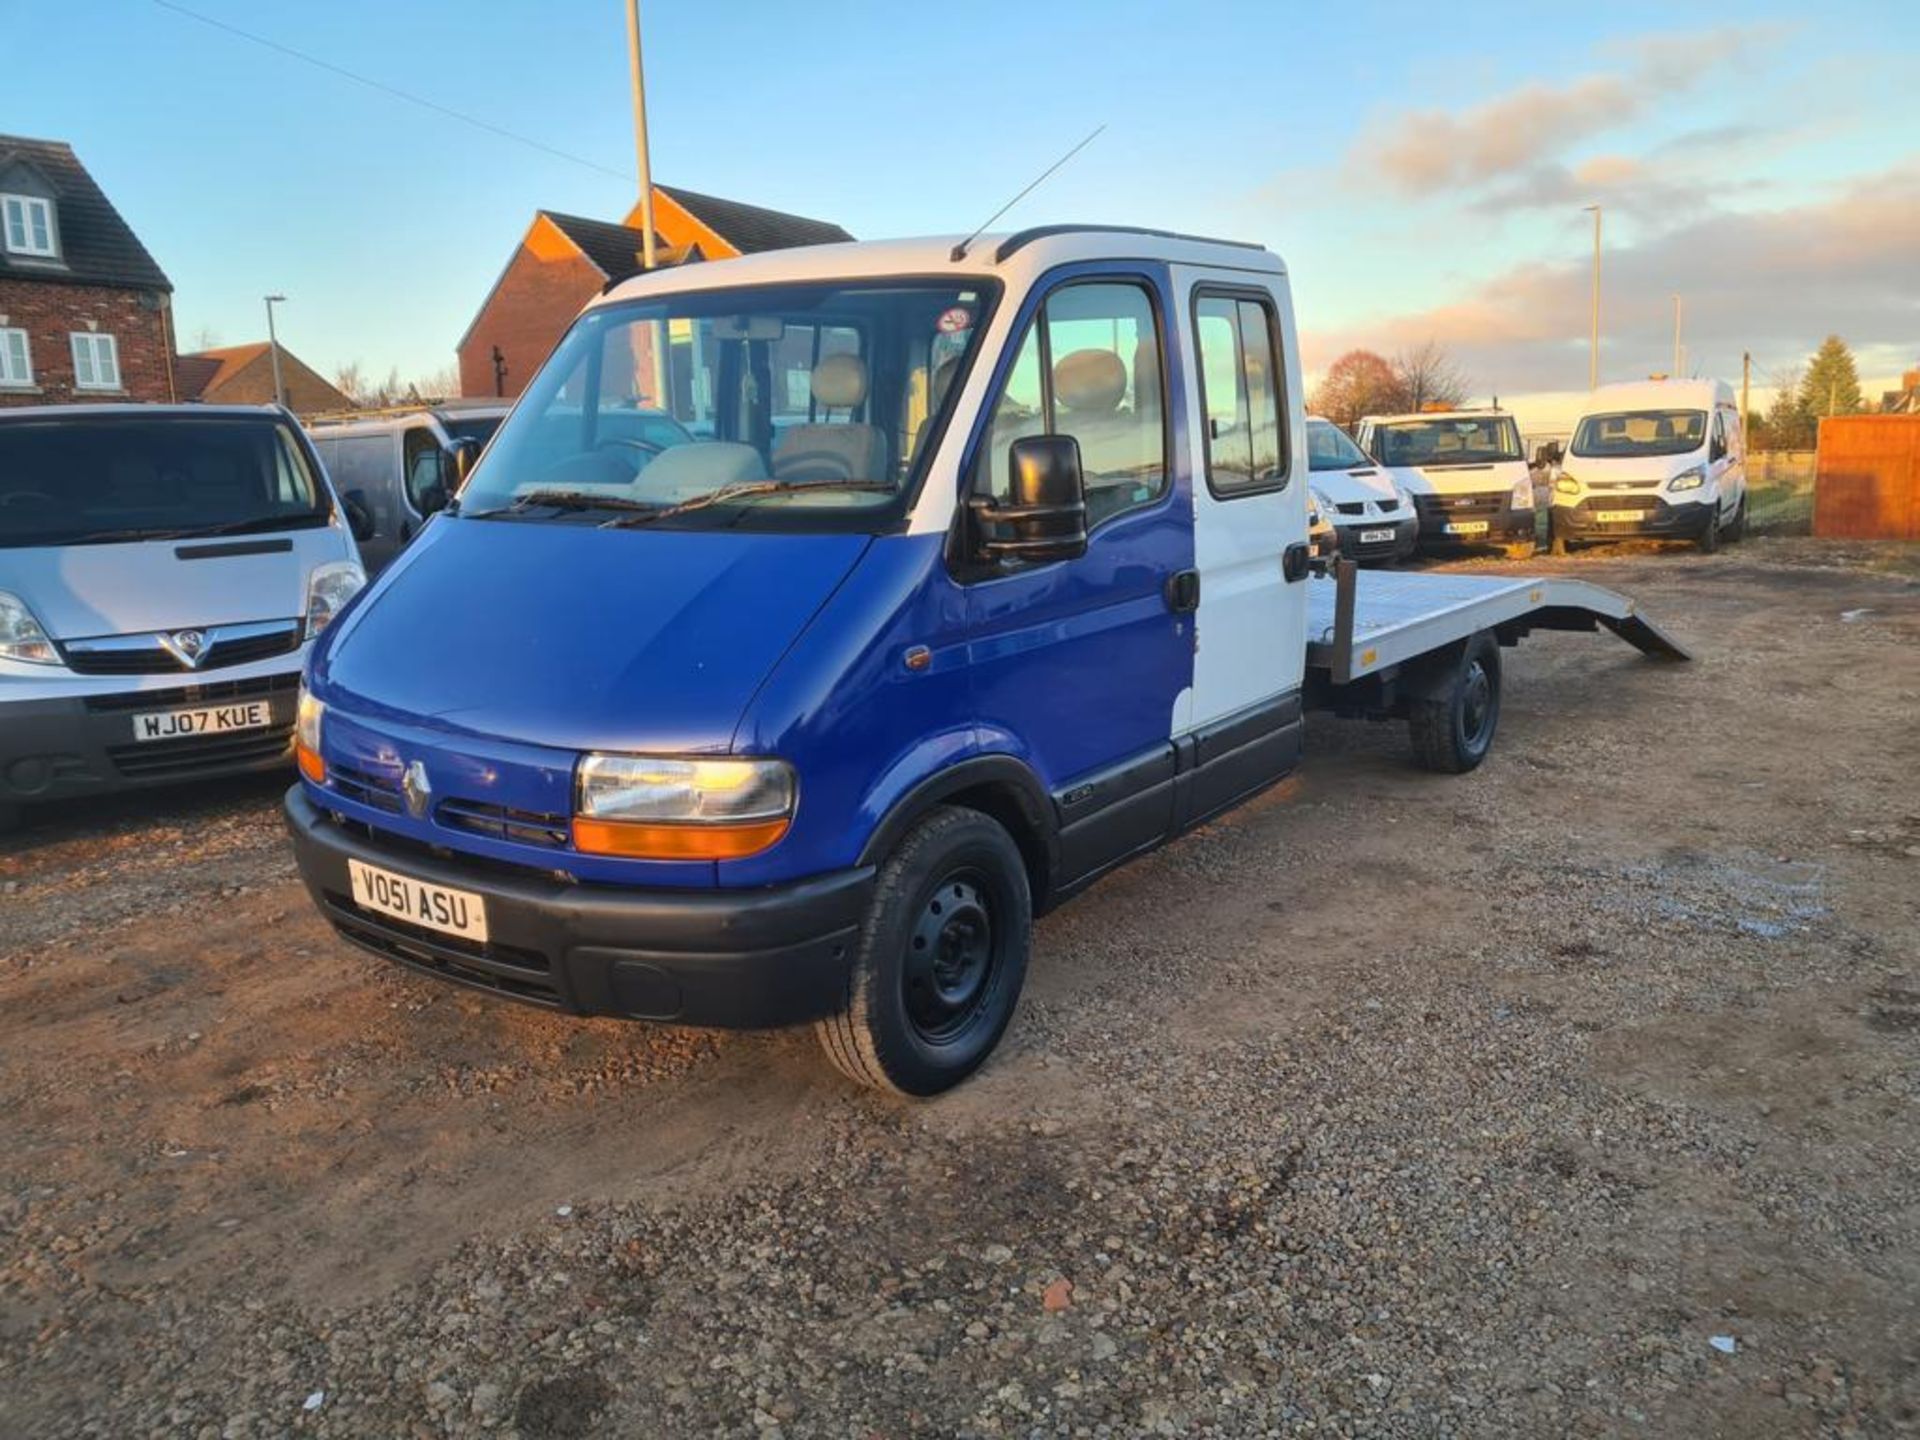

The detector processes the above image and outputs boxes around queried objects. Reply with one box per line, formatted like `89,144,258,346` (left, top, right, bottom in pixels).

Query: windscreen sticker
936,306,974,334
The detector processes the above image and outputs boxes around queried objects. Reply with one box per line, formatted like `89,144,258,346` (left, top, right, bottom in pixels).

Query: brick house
174,341,351,416
0,134,175,407
457,185,851,399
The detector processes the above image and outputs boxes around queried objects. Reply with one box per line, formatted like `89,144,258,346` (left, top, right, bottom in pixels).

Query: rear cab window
1193,290,1288,496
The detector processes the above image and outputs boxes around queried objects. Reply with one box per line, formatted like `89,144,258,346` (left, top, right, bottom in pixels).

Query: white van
1354,409,1536,559
0,405,365,828
1305,417,1417,562
1550,379,1747,553
306,401,511,572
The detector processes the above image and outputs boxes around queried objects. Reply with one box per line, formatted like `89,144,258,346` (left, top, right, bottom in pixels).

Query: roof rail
989,224,1267,265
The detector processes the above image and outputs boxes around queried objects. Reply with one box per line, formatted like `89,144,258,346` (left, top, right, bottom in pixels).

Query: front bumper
1554,495,1712,540
284,787,873,1029
1412,492,1535,548
0,672,300,807
1333,515,1418,562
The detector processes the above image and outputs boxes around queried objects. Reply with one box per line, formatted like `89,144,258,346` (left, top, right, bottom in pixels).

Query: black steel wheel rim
904,867,999,1044
1461,660,1494,749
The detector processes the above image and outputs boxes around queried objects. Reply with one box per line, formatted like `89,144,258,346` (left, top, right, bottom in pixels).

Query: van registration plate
131,701,271,742
1359,528,1397,543
1595,510,1644,523
1443,521,1490,535
348,859,489,943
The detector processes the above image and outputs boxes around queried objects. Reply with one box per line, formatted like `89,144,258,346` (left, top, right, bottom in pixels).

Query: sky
6,0,1917,402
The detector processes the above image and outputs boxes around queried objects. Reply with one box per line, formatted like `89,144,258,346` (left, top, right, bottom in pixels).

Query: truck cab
285,229,1683,1096
1355,408,1536,559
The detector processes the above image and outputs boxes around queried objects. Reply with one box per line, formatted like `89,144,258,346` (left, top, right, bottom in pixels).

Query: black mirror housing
447,438,481,488
969,435,1089,564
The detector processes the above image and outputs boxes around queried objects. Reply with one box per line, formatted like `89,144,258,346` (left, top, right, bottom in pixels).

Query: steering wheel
0,490,53,508
595,436,666,460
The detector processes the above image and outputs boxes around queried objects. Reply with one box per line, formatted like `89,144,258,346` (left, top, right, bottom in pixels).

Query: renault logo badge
402,760,433,819
160,629,210,669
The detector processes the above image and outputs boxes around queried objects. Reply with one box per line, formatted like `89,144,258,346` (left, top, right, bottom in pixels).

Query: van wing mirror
967,435,1089,564
341,489,375,543
447,438,482,490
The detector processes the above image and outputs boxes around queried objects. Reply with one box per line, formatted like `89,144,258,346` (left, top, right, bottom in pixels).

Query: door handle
1282,542,1311,583
1165,569,1200,613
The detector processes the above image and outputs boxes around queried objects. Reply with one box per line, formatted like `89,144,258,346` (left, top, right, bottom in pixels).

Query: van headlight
295,686,326,783
1510,475,1535,508
1667,466,1706,493
573,755,795,859
0,590,60,666
305,561,367,638
1554,474,1581,498
1310,486,1337,520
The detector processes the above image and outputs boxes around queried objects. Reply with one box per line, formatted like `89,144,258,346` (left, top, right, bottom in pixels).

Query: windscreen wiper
599,478,896,528
464,489,665,520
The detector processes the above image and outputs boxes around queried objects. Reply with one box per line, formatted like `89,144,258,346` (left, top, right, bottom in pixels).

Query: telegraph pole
625,0,657,270
1740,351,1750,443
1582,205,1602,389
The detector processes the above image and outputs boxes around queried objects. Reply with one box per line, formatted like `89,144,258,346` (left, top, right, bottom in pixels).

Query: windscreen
461,279,996,531
1376,416,1522,467
1571,409,1708,459
1307,419,1371,471
0,417,328,549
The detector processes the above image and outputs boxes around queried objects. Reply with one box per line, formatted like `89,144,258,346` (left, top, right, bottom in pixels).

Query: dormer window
2,194,56,257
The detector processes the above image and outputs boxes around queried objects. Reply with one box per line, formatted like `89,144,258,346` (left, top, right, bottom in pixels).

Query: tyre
1696,502,1721,554
1548,513,1570,556
1723,490,1748,543
816,805,1032,1096
1408,631,1502,774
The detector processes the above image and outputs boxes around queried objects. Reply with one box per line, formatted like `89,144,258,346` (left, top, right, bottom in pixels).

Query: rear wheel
816,806,1032,1096
1408,632,1502,774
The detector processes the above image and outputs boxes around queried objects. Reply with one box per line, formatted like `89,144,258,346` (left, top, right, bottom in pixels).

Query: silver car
0,404,367,828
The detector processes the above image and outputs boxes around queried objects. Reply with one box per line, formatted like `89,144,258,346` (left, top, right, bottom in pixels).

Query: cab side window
975,280,1166,528
1709,411,1728,462
402,426,443,514
1194,292,1286,496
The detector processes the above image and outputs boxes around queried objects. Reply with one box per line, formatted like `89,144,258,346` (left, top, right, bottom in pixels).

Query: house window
0,328,31,386
2,195,56,257
70,332,122,391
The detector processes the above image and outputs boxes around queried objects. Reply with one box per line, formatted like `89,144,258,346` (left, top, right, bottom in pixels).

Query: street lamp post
263,294,287,410
1582,205,1602,389
1672,294,1684,377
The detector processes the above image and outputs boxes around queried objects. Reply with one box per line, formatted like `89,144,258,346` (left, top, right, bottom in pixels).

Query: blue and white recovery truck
284,227,1686,1095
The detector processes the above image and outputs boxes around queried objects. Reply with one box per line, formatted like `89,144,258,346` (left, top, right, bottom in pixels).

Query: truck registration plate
1595,510,1644,523
131,701,271,742
348,859,489,943
1359,528,1396,543
1443,521,1490,535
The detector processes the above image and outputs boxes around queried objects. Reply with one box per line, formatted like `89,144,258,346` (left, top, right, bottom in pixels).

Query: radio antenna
950,123,1107,262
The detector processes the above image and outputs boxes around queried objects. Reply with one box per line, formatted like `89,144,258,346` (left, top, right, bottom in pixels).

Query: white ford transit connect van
0,404,365,828
1550,379,1747,553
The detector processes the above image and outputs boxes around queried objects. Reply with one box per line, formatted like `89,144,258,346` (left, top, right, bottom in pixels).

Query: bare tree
1392,340,1471,412
333,361,367,406
410,364,461,402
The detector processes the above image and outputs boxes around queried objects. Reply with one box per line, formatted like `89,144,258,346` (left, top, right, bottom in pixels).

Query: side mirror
447,438,482,489
341,490,375,543
968,435,1089,564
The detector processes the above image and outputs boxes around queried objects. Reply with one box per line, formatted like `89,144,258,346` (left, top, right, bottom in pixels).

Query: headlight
1510,475,1535,508
295,686,326,783
573,755,795,859
1668,465,1706,493
0,590,60,666
305,561,367,639
1310,486,1337,520
1554,474,1581,498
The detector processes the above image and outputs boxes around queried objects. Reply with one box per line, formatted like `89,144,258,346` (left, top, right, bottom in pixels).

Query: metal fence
1747,451,1816,535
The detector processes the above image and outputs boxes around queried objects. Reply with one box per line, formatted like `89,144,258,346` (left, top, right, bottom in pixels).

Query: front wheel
1408,631,1502,774
1722,490,1749,543
1696,502,1721,554
816,806,1032,1096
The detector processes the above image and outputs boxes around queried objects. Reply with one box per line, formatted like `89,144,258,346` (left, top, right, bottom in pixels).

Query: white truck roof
1576,378,1735,413
592,227,1286,311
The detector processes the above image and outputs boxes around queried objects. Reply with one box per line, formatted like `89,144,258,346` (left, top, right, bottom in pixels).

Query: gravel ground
2,537,1917,1439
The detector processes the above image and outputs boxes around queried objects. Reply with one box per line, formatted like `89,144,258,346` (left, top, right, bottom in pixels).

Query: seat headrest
811,352,869,409
1054,349,1127,413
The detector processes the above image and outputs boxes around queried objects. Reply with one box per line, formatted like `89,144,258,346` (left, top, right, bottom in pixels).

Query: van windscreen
1375,417,1521,467
0,417,329,549
461,279,999,532
1570,410,1707,459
